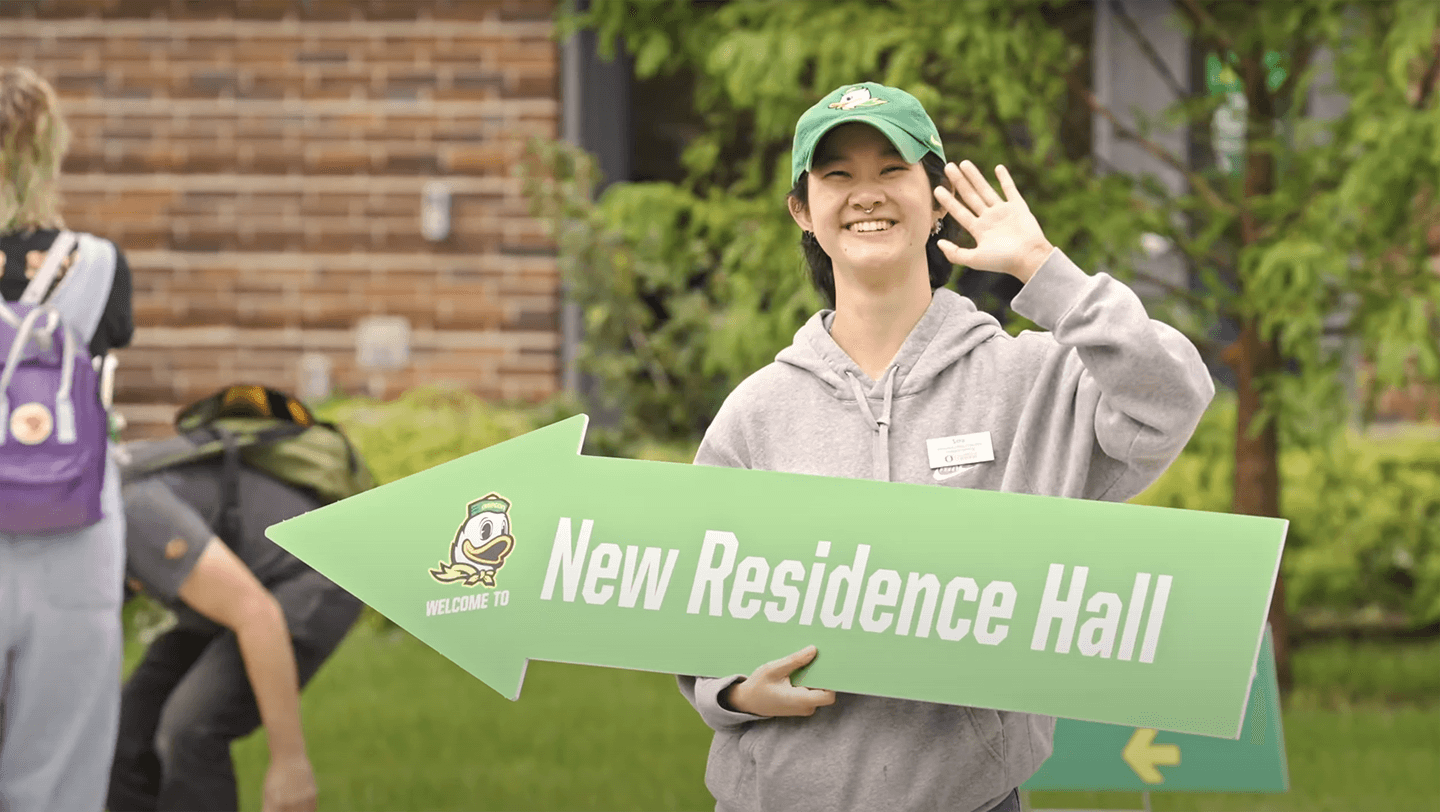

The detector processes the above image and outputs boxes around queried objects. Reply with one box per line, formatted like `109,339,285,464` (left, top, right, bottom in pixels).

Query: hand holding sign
726,645,837,717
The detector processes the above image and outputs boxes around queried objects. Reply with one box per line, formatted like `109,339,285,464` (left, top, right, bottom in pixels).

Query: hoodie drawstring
844,367,896,481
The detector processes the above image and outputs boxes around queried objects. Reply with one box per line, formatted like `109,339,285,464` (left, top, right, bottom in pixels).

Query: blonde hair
1,67,70,233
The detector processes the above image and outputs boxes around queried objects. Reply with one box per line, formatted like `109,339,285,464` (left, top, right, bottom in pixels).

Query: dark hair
789,152,963,308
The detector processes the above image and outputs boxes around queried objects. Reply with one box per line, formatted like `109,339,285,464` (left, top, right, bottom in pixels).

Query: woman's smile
846,219,898,233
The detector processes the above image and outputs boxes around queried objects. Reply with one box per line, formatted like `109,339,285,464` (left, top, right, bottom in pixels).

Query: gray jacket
679,248,1215,812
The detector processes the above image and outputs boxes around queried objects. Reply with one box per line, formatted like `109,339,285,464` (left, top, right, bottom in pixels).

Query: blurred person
0,66,134,812
678,82,1214,812
107,385,368,812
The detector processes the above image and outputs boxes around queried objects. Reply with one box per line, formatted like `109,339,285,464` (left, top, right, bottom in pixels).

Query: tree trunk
1230,43,1293,691
1223,326,1290,692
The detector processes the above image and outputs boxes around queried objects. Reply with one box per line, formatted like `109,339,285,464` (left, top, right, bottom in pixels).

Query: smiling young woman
675,82,1218,812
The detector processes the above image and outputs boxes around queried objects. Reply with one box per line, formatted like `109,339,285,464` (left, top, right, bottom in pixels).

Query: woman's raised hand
933,160,1054,284
724,645,837,717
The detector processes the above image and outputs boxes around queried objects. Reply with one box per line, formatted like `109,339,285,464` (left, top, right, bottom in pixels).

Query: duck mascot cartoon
429,493,515,588
828,86,888,110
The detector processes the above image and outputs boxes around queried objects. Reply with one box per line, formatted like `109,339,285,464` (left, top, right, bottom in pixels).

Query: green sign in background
1026,626,1288,792
267,416,1287,739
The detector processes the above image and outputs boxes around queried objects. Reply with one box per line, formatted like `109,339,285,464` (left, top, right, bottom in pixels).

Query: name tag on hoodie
926,432,995,469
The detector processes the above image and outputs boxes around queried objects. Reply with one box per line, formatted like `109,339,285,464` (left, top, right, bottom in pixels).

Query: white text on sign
536,519,1173,662
425,590,510,617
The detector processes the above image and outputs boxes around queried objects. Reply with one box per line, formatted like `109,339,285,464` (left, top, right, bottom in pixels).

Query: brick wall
0,0,562,438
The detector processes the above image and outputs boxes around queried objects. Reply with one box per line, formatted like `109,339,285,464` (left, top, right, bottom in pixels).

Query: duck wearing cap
429,493,515,588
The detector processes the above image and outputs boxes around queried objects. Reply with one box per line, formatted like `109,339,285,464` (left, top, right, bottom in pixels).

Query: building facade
4,0,1435,439
1,0,563,438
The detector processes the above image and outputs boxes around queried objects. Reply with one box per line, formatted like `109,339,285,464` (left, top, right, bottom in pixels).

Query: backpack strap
117,421,306,483
318,419,367,478
208,422,312,542
214,425,243,543
33,233,116,346
19,231,78,305
0,306,53,444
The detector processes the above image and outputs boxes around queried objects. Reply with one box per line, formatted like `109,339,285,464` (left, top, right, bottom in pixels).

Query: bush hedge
1133,395,1440,631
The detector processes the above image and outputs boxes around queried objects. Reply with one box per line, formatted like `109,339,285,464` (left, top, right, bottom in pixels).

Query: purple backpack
0,233,109,535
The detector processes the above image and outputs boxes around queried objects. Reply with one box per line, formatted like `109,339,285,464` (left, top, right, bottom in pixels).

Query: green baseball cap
791,82,946,185
467,493,510,518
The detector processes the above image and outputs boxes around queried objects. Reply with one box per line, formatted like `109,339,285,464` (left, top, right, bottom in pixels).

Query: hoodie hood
775,288,1005,400
774,288,1007,482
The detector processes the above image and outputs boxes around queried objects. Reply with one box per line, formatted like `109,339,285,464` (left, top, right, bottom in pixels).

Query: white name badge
926,431,995,470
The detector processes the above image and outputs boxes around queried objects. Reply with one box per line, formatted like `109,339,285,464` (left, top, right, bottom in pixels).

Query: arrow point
413,628,531,702
482,656,531,703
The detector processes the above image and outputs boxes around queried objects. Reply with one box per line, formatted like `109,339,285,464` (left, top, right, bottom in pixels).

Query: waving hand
933,160,1054,283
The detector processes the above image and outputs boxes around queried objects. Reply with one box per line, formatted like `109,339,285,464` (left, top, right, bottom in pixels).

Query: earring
802,230,816,241
931,220,943,236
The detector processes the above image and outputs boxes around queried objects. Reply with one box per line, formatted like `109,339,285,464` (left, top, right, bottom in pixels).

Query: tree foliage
531,0,1440,443
531,0,1156,439
525,0,1440,683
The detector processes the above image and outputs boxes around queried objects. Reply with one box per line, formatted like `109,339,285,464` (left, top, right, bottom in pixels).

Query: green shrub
311,385,585,485
312,384,699,483
520,139,821,442
1134,394,1440,629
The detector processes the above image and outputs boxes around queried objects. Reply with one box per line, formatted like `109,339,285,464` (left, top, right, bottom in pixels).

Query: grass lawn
229,621,714,811
199,627,1440,811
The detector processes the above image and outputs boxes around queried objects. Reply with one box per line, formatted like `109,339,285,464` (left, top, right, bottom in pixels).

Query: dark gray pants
106,570,362,812
987,787,1022,812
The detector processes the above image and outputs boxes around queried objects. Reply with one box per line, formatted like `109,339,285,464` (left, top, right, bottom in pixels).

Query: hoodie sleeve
676,408,768,731
676,673,767,732
1008,247,1215,501
693,400,752,469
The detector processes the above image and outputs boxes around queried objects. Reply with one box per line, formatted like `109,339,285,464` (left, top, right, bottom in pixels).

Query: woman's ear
788,194,814,233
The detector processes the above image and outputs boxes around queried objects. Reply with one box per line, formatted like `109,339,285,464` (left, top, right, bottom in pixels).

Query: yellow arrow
1122,728,1181,784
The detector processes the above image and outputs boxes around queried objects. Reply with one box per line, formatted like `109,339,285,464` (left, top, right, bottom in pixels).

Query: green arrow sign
266,415,1287,738
1024,625,1288,792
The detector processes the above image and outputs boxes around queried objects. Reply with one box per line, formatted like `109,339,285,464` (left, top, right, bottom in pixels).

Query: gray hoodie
678,248,1215,812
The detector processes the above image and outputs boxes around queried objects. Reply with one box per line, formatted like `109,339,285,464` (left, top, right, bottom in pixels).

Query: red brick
443,144,511,175
109,223,171,250
504,70,557,99
235,300,292,328
431,0,505,21
306,145,375,173
233,0,297,21
295,0,357,22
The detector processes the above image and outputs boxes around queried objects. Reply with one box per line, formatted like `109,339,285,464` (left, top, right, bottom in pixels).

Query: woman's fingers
995,164,1025,205
764,644,818,679
959,160,1002,207
944,162,988,216
789,689,836,716
935,238,974,267
807,688,837,708
933,186,976,232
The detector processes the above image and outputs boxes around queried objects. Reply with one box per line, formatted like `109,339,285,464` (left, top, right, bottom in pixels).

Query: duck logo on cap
829,86,888,110
429,493,516,589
